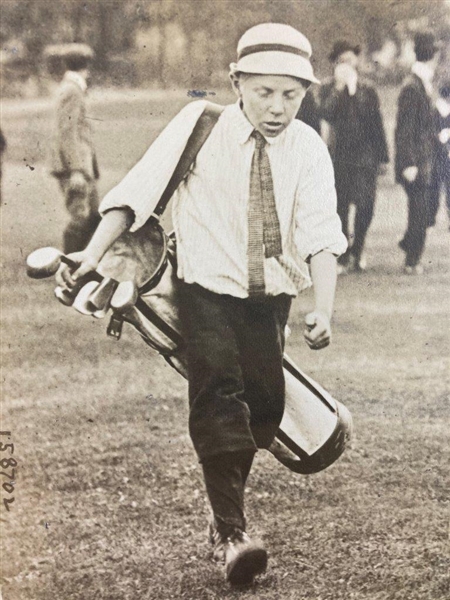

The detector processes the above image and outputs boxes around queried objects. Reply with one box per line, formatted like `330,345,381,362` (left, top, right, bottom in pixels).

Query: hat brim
43,43,94,60
234,51,320,84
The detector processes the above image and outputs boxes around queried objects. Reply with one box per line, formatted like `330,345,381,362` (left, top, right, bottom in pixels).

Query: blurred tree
1,0,449,92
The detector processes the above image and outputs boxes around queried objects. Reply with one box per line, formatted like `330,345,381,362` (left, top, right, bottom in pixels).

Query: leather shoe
209,523,267,585
404,263,424,275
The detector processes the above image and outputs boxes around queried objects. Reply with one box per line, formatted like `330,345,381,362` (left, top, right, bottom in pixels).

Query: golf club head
87,277,118,311
27,247,63,279
54,285,77,307
72,281,100,315
111,281,138,311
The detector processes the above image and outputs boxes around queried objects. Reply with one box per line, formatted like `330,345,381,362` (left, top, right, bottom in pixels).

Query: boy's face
231,73,308,137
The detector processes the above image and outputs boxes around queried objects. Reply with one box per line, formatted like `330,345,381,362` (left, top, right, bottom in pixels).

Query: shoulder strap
153,102,225,218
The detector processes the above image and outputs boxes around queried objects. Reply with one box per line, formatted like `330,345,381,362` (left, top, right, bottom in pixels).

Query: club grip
60,255,80,270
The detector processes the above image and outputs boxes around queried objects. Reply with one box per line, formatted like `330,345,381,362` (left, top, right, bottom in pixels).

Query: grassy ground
1,88,449,600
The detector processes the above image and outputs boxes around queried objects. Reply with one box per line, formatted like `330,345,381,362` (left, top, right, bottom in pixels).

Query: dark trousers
428,156,450,227
400,181,429,267
177,282,291,532
59,177,101,253
334,163,378,264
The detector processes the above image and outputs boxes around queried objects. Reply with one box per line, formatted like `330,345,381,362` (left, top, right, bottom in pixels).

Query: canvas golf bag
95,216,352,475
28,102,352,475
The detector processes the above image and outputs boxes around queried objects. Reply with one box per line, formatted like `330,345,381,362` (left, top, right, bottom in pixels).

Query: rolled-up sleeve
99,100,208,232
294,139,347,261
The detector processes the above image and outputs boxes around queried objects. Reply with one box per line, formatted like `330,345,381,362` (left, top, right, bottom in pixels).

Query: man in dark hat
395,31,441,274
320,40,389,274
49,44,101,253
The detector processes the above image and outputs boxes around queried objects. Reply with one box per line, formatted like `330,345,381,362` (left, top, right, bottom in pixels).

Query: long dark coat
395,74,438,184
320,78,389,170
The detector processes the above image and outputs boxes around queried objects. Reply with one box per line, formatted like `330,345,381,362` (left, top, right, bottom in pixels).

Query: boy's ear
229,71,241,97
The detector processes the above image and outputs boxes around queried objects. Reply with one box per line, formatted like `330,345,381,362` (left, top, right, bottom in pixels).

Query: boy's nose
269,96,284,116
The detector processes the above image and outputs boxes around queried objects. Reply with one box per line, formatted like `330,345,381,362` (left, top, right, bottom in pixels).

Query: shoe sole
226,546,268,586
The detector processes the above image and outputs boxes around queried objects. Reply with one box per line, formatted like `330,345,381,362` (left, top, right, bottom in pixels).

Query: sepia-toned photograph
1,1,449,598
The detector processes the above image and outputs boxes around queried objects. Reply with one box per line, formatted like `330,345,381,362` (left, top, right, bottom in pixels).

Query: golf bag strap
152,102,225,218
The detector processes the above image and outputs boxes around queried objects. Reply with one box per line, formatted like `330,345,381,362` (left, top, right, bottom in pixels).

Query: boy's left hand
304,311,332,350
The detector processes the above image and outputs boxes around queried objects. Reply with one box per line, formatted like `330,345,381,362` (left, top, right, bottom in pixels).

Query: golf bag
94,216,353,475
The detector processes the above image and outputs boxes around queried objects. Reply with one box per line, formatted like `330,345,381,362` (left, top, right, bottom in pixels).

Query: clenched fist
304,311,332,350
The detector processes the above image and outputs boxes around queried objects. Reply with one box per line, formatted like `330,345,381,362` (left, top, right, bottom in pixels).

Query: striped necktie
247,130,283,297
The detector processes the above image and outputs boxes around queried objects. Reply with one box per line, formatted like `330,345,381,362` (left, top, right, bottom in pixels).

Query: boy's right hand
56,251,99,290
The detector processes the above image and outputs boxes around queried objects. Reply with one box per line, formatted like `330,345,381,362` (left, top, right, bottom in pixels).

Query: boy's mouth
262,122,285,135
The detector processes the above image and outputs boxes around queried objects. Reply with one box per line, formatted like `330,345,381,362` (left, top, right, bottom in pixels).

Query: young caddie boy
56,23,347,585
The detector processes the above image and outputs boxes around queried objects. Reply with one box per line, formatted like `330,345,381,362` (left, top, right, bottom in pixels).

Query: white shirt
411,61,434,96
63,70,88,93
100,101,347,298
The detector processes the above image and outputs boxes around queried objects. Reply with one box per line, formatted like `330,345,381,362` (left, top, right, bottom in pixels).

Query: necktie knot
251,129,266,150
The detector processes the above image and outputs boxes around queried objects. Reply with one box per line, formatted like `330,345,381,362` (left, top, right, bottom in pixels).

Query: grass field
1,88,449,600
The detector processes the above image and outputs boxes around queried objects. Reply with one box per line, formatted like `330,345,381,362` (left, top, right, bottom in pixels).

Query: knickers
177,282,291,530
177,282,291,461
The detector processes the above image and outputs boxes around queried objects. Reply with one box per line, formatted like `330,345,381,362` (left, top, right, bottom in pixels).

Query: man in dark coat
320,41,389,273
395,31,440,274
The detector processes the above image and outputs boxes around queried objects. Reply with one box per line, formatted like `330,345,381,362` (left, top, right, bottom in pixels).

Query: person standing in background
428,81,450,229
49,44,101,254
395,31,441,274
296,87,321,134
320,41,389,274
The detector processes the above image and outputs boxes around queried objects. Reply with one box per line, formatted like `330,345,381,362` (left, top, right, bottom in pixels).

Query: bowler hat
328,40,361,63
414,31,439,62
231,23,319,84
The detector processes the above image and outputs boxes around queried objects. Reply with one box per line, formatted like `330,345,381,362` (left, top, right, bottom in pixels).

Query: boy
57,23,346,585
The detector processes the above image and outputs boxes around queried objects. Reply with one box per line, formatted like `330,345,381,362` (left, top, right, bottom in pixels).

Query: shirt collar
228,101,286,146
63,70,88,93
411,61,434,93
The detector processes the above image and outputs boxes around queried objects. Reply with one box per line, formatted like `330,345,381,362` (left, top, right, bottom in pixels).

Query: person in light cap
232,23,320,85
48,43,101,254
56,23,347,585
